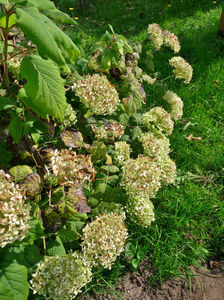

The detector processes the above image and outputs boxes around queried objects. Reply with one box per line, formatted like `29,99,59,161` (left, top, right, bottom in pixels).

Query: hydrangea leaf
16,7,80,66
0,262,29,300
24,219,44,244
58,220,85,242
46,236,66,256
20,55,67,122
0,97,15,111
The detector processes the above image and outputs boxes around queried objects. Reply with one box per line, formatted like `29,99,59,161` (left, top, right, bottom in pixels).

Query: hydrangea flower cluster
126,195,155,227
121,155,161,200
147,24,180,53
81,212,128,269
163,30,181,53
163,90,183,120
142,107,174,135
30,252,92,299
147,23,164,50
50,149,96,185
139,131,170,158
155,154,176,184
169,56,193,84
114,141,132,166
0,170,30,248
91,121,124,141
74,74,120,115
7,55,22,79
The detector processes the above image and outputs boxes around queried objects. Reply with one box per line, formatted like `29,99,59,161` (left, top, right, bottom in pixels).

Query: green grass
57,0,224,297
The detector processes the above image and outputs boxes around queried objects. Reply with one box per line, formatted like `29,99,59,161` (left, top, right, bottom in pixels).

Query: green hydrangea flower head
126,195,155,227
114,141,131,166
81,212,128,269
143,107,174,135
169,56,193,84
139,131,170,158
156,154,177,184
30,252,92,299
121,155,161,199
163,90,183,121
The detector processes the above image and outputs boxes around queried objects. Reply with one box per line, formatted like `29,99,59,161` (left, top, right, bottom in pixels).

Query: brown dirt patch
81,260,224,300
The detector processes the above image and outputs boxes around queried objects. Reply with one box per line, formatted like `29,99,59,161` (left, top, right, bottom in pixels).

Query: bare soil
81,260,224,300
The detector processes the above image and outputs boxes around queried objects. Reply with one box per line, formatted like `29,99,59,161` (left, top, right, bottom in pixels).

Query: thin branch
0,27,5,41
7,43,29,56
1,48,32,63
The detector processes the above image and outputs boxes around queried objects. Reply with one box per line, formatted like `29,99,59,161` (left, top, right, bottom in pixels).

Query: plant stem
7,43,30,56
3,5,10,96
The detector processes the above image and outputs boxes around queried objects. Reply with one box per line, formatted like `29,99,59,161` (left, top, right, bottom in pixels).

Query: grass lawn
57,0,224,296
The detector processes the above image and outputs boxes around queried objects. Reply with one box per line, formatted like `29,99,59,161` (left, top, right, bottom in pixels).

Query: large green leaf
0,262,29,300
20,55,67,122
0,0,9,4
16,7,80,66
26,0,55,10
0,97,15,111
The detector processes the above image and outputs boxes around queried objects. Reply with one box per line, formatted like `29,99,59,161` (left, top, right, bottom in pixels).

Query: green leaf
20,55,67,122
131,258,139,270
26,0,55,10
0,14,17,29
0,262,29,300
43,9,75,25
58,220,85,242
24,219,44,244
24,245,42,266
101,49,111,71
125,242,135,258
0,97,15,111
131,126,142,140
9,114,23,143
16,7,80,66
47,236,66,256
0,143,12,166
0,0,9,4
100,165,119,174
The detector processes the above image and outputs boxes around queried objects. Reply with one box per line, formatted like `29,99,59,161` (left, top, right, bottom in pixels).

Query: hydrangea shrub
0,1,193,296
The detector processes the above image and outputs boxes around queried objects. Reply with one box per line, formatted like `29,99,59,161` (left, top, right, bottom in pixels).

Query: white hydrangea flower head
114,141,131,166
75,74,120,115
30,252,92,299
139,131,170,158
143,107,174,136
81,212,128,270
0,170,30,248
126,195,155,227
121,155,161,199
142,74,157,85
169,56,193,84
147,23,163,50
50,149,96,185
163,30,181,53
163,90,183,120
156,154,177,184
